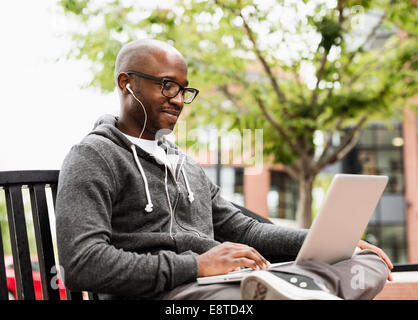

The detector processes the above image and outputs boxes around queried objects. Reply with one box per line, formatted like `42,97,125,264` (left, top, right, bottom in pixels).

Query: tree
58,0,418,228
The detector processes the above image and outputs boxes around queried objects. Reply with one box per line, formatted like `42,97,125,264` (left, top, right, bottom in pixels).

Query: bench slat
30,184,60,300
51,184,57,209
0,223,9,300
0,171,59,188
5,186,35,300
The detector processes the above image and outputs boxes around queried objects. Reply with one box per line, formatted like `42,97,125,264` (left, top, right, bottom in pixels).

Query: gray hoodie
55,114,307,299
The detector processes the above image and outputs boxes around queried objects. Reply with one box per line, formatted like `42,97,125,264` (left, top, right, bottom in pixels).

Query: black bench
0,170,94,300
0,170,416,300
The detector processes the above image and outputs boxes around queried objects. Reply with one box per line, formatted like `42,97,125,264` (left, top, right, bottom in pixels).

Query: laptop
197,174,388,285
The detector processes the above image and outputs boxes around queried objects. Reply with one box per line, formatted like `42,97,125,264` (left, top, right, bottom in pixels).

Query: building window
343,122,407,263
202,166,244,206
268,171,298,220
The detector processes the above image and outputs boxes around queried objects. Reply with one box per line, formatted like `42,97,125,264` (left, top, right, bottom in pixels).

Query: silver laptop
197,174,388,285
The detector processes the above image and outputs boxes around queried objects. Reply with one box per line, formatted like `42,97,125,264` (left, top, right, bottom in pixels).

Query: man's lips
161,109,180,119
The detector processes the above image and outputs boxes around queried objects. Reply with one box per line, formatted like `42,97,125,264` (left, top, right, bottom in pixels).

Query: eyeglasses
126,70,199,104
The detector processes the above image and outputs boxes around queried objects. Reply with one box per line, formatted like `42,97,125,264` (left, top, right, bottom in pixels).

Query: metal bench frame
0,170,89,300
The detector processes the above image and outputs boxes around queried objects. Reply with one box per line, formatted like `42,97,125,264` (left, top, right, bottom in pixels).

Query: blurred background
0,0,417,278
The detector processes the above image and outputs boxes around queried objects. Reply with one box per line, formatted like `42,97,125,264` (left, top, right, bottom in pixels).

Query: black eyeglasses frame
125,70,199,104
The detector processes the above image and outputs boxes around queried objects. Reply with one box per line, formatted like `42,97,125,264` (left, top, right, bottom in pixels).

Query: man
56,39,392,300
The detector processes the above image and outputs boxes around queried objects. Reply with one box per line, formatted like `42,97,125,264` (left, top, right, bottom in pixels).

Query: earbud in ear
126,83,133,94
125,82,147,139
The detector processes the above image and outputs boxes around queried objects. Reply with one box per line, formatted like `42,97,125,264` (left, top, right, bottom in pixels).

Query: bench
0,170,95,300
0,170,417,300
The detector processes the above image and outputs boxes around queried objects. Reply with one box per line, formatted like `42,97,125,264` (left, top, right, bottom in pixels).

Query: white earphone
126,83,147,139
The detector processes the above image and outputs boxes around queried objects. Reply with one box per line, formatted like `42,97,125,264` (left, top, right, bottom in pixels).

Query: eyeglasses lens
162,81,196,103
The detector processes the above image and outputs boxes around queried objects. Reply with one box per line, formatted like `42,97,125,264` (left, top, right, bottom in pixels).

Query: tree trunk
295,175,315,229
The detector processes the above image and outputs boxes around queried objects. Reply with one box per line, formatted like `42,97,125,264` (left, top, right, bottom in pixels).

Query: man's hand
196,242,270,277
357,239,394,281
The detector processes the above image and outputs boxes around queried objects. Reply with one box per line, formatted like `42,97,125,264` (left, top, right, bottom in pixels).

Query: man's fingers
379,250,394,270
371,247,394,271
358,240,394,271
197,242,270,277
230,245,270,269
387,270,393,282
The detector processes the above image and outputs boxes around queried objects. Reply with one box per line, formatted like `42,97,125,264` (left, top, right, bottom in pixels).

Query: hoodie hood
90,114,183,163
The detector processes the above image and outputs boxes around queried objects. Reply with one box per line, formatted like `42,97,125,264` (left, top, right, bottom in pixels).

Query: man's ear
117,72,130,94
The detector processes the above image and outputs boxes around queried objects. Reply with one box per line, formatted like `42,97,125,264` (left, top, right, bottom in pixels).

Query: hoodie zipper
166,157,201,238
165,157,183,240
131,143,200,238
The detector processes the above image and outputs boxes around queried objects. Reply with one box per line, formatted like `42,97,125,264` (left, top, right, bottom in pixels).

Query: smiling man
115,40,195,140
55,39,392,301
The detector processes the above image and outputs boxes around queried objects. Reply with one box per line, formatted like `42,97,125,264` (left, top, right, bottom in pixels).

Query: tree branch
316,118,343,164
238,12,287,104
310,52,328,107
291,68,308,105
254,96,314,170
310,1,346,107
335,130,362,160
219,84,249,113
283,162,300,181
315,115,367,172
337,0,345,24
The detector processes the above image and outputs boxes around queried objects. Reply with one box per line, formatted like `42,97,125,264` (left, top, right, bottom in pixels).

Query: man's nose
169,91,184,106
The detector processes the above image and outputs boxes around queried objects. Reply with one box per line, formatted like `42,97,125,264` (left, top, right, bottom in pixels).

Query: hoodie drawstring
164,164,175,240
131,145,153,213
130,144,195,216
181,167,194,203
